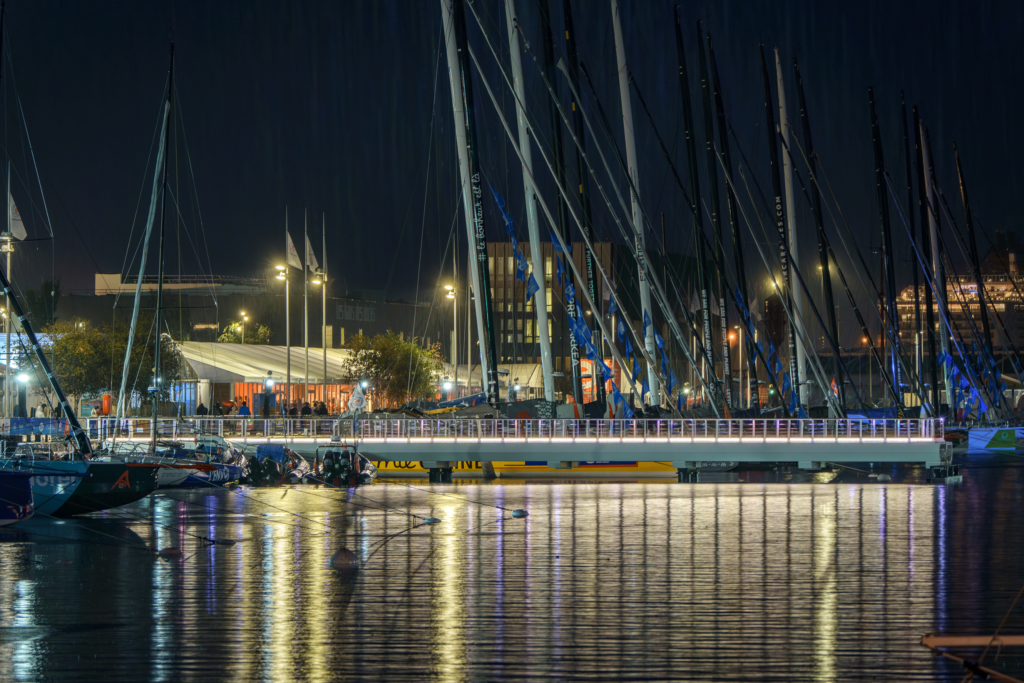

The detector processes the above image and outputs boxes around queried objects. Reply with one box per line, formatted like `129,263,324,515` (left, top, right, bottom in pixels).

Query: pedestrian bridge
91,416,948,475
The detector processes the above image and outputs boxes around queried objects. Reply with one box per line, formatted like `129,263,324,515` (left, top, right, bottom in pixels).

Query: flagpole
284,208,291,415
304,208,309,409
322,214,327,411
4,159,9,419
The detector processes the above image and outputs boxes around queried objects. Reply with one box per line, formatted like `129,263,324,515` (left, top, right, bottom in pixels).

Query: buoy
424,517,441,525
511,509,528,518
158,547,183,558
877,474,892,482
330,548,359,571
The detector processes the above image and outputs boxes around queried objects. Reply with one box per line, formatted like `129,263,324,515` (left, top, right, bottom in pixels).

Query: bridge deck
93,417,947,468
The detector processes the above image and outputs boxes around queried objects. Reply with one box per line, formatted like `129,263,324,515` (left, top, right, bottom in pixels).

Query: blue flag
489,185,516,231
781,372,791,395
526,273,539,301
641,375,650,404
632,356,643,382
642,310,652,340
660,348,669,377
565,281,576,304
556,256,565,288
797,406,808,419
668,367,679,395
623,334,634,359
768,340,777,359
551,233,571,253
617,318,626,343
654,328,665,350
677,391,684,413
789,389,798,414
608,296,618,319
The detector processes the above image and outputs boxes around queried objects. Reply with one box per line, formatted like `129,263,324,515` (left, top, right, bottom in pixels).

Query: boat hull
0,470,34,526
53,463,159,516
0,460,86,516
179,464,243,487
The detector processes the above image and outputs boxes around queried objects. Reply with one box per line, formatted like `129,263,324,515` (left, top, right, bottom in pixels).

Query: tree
345,331,443,408
218,319,271,345
21,315,187,415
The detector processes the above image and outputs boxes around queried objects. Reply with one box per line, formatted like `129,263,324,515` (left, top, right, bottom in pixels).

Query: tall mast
563,0,605,405
794,58,842,412
921,121,951,409
954,143,992,355
322,214,327,406
672,8,712,406
868,87,901,406
913,108,939,412
151,43,174,444
538,0,582,405
774,49,806,410
707,32,758,411
612,0,658,405
759,45,798,408
441,0,499,403
696,21,731,408
502,0,554,402
901,93,923,401
304,208,309,404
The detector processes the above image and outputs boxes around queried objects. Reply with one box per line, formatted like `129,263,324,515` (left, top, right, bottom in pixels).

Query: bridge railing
83,416,944,443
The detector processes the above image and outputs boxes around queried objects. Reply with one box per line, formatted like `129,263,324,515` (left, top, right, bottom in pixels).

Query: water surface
0,461,1022,681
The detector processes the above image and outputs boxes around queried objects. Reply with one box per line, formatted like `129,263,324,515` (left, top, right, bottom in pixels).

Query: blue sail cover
437,392,488,409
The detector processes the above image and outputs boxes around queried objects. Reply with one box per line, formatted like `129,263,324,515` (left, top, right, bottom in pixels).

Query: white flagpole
304,208,309,409
285,207,291,415
322,214,327,411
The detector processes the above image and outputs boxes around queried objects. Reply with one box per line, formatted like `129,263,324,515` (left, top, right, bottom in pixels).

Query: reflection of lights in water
813,489,837,680
432,504,465,678
12,578,37,679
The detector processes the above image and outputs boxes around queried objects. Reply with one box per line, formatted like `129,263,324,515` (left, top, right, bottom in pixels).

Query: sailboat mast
794,58,843,411
901,93,923,398
868,87,901,406
759,45,798,409
913,108,939,412
696,21,731,408
922,123,952,410
612,0,658,406
774,49,806,410
502,0,554,402
707,32,758,411
673,8,712,406
563,0,605,406
442,0,500,403
304,209,309,404
151,44,174,441
954,143,992,356
538,0,582,405
322,214,327,407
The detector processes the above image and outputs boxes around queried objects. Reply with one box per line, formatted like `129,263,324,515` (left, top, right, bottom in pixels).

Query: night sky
4,0,1022,333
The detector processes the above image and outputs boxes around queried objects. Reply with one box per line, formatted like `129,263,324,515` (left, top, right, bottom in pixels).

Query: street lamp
312,268,327,408
446,285,457,398
277,265,291,412
240,311,248,344
734,324,746,409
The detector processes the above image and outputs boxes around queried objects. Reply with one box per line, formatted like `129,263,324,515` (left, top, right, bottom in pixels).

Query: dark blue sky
4,0,1021,317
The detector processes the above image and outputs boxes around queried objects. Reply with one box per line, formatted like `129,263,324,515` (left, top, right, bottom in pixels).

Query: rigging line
719,149,841,415
789,134,921,381
171,85,218,306
965,581,1024,681
882,171,995,408
466,38,667,412
6,61,53,238
407,28,442,399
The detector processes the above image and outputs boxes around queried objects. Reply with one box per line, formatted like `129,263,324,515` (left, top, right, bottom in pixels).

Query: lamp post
734,325,744,409
446,285,457,397
276,265,290,413
312,268,326,409
240,311,248,345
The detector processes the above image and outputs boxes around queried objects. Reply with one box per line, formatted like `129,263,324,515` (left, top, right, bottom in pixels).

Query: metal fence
85,417,944,442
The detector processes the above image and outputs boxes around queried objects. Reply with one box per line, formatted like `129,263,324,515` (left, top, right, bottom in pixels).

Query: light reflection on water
0,465,1021,681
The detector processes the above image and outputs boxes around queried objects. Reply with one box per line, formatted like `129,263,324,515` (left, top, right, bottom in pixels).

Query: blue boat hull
0,460,86,516
0,470,34,526
180,464,243,487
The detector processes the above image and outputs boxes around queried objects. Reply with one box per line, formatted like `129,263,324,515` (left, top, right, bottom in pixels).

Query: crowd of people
194,399,335,418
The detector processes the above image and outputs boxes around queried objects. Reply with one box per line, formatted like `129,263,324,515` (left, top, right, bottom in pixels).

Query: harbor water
0,459,1022,681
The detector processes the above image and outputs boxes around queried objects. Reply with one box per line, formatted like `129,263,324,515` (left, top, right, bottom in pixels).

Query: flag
514,250,528,283
305,233,319,273
641,375,650,404
286,231,302,269
617,318,626,344
608,296,618,319
642,310,652,340
556,256,565,287
490,185,516,231
781,372,791,394
668,367,679,395
623,334,634,359
831,377,839,397
632,356,642,381
348,382,366,411
768,340,777,360
661,348,668,377
677,392,684,413
565,281,577,304
789,389,798,414
551,232,571,253
797,406,808,419
8,194,25,240
526,274,540,301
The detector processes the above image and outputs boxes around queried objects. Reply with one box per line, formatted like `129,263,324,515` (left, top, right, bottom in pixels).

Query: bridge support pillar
423,461,453,484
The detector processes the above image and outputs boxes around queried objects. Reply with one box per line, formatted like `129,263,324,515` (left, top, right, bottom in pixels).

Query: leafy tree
345,331,443,408
21,316,186,415
218,319,271,345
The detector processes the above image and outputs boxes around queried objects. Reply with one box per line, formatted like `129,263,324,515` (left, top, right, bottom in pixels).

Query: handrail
81,416,945,442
